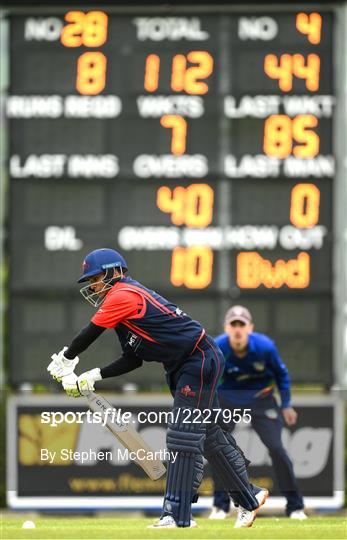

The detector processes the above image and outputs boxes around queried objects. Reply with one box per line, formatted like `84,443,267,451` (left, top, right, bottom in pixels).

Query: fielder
47,248,268,528
209,305,307,520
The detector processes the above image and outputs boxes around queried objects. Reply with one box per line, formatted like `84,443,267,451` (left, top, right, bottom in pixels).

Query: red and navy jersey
92,277,204,370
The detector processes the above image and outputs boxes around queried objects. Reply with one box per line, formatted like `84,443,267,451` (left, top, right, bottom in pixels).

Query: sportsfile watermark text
41,408,252,427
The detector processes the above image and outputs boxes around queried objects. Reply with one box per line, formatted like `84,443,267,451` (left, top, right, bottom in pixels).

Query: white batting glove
76,368,102,396
62,373,80,398
47,347,79,382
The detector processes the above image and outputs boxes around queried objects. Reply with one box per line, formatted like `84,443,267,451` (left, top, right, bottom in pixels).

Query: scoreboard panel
6,7,335,386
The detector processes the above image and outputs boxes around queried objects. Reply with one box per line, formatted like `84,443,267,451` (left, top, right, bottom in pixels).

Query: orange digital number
157,184,214,227
61,11,108,47
264,54,293,92
290,183,320,228
171,54,187,93
185,183,214,227
296,12,322,44
76,52,107,95
171,246,213,289
292,54,320,92
179,51,214,95
144,54,160,92
264,53,320,92
157,186,185,224
61,11,84,47
160,115,187,155
263,115,292,158
292,115,319,157
263,114,319,158
144,51,213,95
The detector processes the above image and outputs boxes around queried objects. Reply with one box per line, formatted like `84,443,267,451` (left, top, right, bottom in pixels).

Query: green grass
1,516,346,540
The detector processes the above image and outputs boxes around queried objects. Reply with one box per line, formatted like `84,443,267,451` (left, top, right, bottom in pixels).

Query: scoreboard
6,6,336,386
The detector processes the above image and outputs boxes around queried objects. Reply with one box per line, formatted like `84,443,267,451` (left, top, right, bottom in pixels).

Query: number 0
290,183,320,228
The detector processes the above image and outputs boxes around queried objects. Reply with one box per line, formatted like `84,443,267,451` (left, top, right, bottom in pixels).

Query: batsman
47,248,268,528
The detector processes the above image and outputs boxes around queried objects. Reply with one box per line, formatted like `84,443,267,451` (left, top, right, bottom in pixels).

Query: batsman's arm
63,352,144,397
100,352,143,378
64,322,106,359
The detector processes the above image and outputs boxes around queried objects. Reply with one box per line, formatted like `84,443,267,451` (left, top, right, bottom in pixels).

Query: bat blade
87,392,166,480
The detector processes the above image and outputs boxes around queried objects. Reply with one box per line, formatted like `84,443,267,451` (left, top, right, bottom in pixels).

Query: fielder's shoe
208,506,228,519
147,515,197,528
289,510,308,520
234,489,269,529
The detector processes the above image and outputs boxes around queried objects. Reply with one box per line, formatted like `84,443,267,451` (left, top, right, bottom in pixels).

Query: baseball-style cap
224,305,252,325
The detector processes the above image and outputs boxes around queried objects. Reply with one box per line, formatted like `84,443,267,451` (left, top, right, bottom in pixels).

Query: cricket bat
86,391,166,480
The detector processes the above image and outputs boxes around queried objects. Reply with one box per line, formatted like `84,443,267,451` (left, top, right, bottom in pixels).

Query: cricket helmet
78,248,127,283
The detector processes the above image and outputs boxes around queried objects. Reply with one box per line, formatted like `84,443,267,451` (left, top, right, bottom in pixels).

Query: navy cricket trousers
164,334,261,519
166,334,225,412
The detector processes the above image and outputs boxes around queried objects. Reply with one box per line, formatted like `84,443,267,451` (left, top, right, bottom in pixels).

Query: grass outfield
2,516,347,540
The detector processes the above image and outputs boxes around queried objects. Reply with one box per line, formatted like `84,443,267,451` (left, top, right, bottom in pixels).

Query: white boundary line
6,492,345,511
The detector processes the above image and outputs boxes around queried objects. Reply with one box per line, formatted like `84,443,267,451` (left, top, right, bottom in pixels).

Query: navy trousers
166,334,224,411
213,397,304,515
163,334,260,524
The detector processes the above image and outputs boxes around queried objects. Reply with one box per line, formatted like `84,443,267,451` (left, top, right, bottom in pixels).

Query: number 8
76,52,107,95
